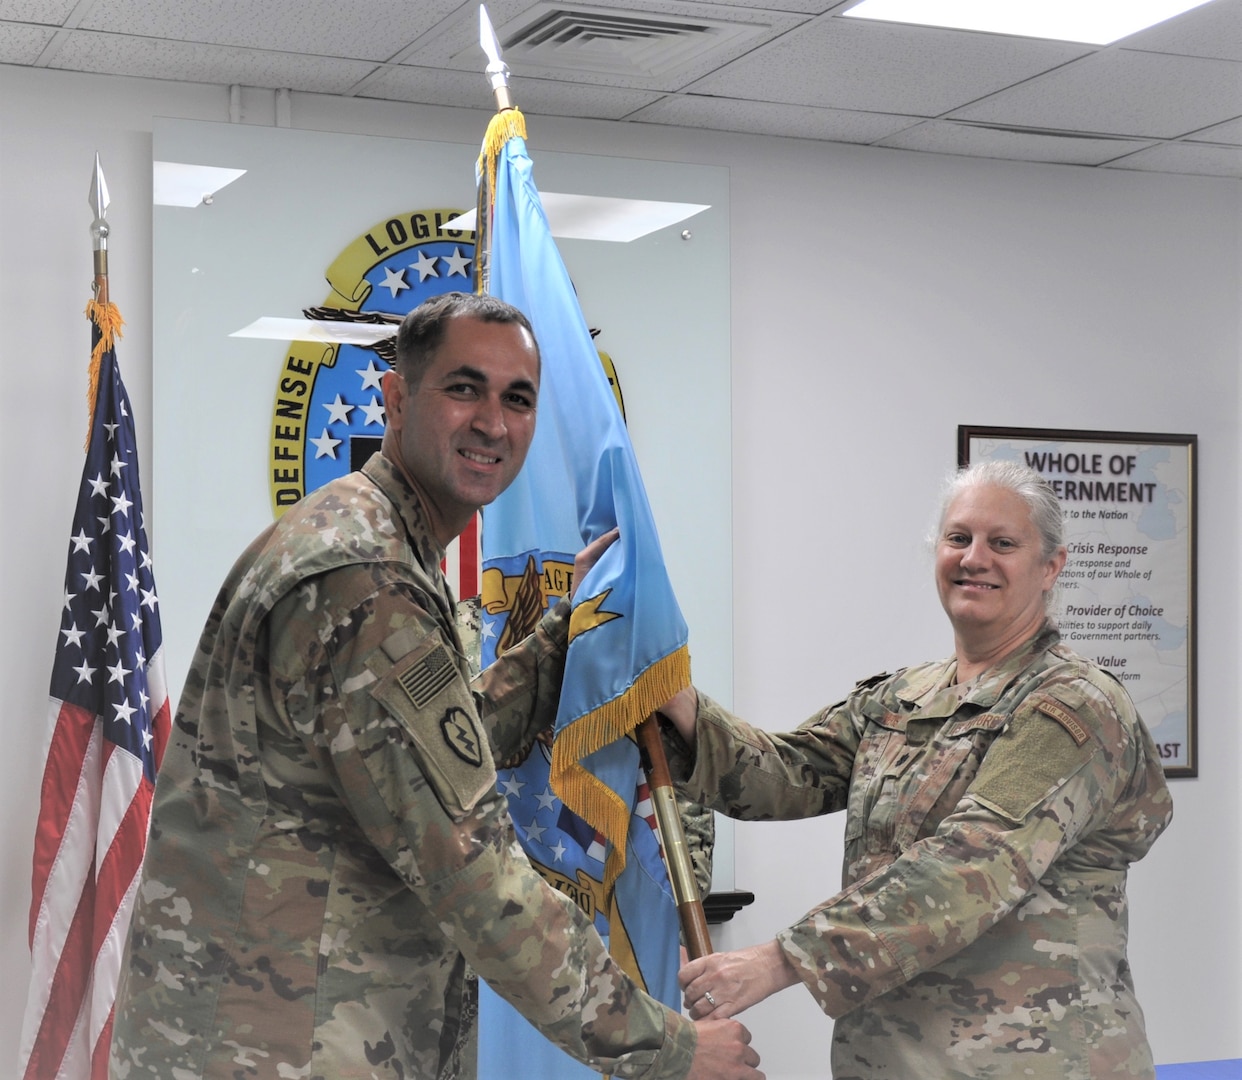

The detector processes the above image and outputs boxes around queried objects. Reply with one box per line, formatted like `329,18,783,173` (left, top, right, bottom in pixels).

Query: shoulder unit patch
1035,696,1090,747
440,706,485,768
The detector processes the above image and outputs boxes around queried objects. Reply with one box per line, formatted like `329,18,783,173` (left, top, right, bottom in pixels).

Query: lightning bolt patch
440,706,484,767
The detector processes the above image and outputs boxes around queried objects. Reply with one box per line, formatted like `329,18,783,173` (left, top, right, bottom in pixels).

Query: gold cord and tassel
83,299,123,449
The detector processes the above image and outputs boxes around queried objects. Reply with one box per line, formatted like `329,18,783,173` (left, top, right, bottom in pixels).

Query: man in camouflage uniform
110,292,761,1080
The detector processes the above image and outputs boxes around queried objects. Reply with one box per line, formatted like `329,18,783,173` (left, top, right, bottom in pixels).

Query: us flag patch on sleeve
398,643,456,708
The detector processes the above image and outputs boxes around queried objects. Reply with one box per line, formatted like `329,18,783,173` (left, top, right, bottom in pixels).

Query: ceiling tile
75,0,462,60
493,76,665,120
684,16,1091,116
1104,140,1242,177
950,50,1242,139
686,0,845,12
401,0,808,92
877,120,1157,167
1120,0,1242,63
0,0,1236,177
0,19,52,62
632,93,919,142
361,64,663,119
0,0,76,22
47,31,379,92
1187,115,1242,144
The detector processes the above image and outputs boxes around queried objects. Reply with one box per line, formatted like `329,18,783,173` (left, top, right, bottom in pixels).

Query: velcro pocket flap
368,630,493,820
967,693,1097,825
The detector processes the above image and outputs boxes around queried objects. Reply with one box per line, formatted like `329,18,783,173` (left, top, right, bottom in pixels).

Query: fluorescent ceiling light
444,192,710,243
153,161,246,207
841,0,1215,45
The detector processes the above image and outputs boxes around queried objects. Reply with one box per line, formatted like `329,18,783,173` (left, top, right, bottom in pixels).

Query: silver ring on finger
704,991,718,1008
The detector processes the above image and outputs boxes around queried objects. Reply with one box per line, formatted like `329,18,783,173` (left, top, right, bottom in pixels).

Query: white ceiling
3,0,1240,177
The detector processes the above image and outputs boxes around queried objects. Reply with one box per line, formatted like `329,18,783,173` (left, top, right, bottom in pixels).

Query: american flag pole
19,154,172,1080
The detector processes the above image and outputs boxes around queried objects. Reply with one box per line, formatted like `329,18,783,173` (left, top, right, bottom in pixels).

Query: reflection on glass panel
152,116,732,885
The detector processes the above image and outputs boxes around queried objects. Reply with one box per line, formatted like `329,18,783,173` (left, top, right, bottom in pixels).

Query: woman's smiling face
935,483,1064,650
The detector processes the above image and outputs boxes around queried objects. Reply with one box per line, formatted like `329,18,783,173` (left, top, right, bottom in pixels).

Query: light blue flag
474,109,689,1076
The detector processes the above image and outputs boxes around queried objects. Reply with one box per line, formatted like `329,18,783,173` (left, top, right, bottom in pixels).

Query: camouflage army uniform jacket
672,626,1172,1079
111,453,695,1080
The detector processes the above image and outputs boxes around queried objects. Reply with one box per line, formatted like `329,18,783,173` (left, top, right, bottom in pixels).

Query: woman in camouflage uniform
665,460,1172,1079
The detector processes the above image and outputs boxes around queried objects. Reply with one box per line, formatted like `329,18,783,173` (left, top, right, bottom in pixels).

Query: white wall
2,63,1238,1077
714,139,1242,1077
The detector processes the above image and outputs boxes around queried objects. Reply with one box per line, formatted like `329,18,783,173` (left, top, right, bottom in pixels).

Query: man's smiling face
382,314,539,545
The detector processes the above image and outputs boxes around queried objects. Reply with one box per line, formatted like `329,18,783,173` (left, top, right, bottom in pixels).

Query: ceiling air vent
497,3,770,78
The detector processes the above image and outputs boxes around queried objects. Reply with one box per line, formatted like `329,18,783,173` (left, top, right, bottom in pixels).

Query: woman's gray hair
937,460,1065,559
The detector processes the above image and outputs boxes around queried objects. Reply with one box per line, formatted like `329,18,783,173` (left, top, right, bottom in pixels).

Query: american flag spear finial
88,152,110,306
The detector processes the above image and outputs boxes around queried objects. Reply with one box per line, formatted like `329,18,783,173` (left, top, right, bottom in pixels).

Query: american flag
443,513,481,601
19,300,171,1080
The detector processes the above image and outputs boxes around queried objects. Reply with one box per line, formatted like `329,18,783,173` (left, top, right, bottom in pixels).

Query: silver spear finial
479,5,514,111
89,152,111,301
89,152,110,252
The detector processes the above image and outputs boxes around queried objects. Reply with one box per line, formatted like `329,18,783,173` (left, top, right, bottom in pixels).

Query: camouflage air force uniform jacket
673,626,1172,1079
111,454,695,1080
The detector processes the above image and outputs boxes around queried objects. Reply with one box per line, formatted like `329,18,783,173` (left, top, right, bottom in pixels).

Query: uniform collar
361,451,446,573
896,622,1061,714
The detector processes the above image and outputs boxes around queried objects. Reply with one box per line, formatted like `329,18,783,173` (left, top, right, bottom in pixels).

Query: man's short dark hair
394,292,538,387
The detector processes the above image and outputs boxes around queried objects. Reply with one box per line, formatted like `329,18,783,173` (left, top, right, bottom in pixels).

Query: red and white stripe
442,513,482,600
20,652,170,1080
587,830,607,864
635,781,664,862
635,782,657,833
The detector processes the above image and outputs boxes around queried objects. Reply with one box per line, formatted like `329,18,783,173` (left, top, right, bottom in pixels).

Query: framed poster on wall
959,425,1197,778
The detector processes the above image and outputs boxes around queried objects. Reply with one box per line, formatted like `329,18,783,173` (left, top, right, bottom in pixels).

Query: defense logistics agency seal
269,208,475,514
